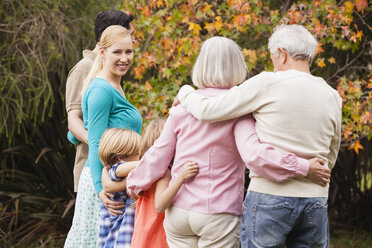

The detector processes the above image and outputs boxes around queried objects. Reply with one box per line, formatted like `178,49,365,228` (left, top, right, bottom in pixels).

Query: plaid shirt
98,162,135,248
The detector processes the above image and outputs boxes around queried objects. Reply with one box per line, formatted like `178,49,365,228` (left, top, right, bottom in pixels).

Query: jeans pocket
305,200,328,248
252,202,294,248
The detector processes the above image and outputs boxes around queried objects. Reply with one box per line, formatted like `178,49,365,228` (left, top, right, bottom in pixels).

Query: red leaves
355,0,368,13
124,0,370,148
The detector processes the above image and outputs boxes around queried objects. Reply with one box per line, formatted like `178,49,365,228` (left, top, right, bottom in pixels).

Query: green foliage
330,229,372,248
0,0,371,245
0,0,121,144
123,0,371,149
0,0,123,245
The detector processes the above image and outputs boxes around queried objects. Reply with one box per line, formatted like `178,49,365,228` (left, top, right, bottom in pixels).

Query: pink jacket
127,88,308,215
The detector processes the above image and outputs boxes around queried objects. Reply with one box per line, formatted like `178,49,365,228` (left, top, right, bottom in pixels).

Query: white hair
192,36,248,89
268,24,318,63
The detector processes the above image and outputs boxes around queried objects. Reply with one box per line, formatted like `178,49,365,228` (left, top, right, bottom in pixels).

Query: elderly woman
176,25,341,248
126,36,331,248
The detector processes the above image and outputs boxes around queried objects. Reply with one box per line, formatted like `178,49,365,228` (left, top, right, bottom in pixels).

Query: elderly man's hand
172,95,180,107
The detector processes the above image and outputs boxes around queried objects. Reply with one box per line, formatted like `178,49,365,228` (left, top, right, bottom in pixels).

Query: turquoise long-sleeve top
82,77,142,194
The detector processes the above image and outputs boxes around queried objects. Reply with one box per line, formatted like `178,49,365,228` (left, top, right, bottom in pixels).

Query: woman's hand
306,158,331,187
98,190,126,216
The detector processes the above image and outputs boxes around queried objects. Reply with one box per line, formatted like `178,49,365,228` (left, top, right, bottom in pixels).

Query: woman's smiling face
102,35,134,78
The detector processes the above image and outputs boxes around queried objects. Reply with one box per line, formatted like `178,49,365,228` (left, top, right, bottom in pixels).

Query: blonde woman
126,37,330,248
64,25,142,248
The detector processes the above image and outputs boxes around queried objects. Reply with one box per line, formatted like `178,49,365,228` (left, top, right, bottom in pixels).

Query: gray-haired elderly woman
176,24,342,248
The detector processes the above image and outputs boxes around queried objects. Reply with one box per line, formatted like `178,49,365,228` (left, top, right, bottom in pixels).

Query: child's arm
101,161,139,193
115,161,139,178
154,162,198,213
102,168,126,193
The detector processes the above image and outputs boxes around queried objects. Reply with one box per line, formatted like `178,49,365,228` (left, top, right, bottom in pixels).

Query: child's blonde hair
99,128,140,168
81,25,132,96
139,119,166,158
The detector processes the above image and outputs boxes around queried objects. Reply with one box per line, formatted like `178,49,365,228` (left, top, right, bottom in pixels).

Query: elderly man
176,24,342,248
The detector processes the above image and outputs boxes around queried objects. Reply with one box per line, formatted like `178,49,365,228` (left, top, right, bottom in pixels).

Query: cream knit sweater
178,69,342,198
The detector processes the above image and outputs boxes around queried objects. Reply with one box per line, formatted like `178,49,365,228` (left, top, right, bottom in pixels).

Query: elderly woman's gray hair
192,36,248,89
268,24,318,63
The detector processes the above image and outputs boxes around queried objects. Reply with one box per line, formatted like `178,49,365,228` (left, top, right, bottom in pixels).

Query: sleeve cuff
296,157,309,177
67,131,81,145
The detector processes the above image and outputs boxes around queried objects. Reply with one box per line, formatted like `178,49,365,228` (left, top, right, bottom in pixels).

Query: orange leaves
213,16,223,32
142,6,152,17
202,4,212,12
204,23,215,33
203,16,223,33
361,111,372,125
123,0,370,150
187,0,199,7
348,140,364,154
228,0,246,11
328,57,336,64
149,0,168,9
355,0,368,13
312,23,327,38
188,22,202,35
144,81,153,91
338,76,372,153
233,14,252,27
287,10,303,24
242,49,257,64
316,58,326,68
233,15,245,26
133,52,156,79
341,26,351,38
344,1,354,13
343,126,353,140
315,43,324,55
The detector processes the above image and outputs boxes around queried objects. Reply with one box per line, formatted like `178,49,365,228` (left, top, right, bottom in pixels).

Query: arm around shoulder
178,73,268,122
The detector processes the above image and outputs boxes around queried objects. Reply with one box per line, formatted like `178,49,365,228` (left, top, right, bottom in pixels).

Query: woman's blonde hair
139,119,166,158
192,36,248,89
99,128,140,168
81,25,132,96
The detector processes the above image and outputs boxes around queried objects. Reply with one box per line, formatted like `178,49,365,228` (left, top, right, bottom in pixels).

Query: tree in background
0,0,371,246
123,0,371,230
123,0,371,151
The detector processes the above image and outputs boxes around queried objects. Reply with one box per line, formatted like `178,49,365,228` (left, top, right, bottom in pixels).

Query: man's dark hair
94,9,134,42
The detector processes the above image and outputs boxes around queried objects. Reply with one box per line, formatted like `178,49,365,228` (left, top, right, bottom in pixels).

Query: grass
2,229,370,248
331,229,372,248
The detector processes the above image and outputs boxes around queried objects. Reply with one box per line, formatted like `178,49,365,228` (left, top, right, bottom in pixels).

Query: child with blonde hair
102,119,198,248
98,128,140,248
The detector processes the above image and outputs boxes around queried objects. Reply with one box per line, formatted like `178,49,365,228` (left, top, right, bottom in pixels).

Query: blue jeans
240,191,329,248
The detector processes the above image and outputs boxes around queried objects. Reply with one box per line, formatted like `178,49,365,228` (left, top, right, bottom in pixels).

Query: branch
141,32,154,53
326,47,365,83
353,10,372,31
280,0,294,17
